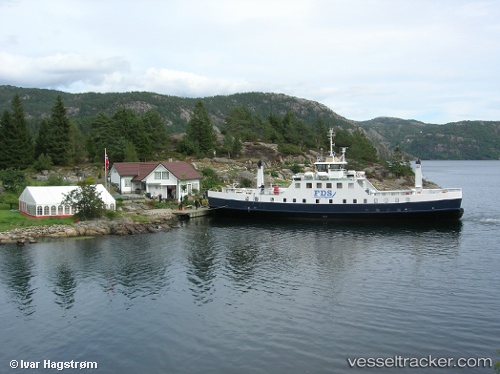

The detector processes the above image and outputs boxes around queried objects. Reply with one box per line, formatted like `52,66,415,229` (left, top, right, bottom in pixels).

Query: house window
155,172,162,180
162,171,169,179
124,178,131,187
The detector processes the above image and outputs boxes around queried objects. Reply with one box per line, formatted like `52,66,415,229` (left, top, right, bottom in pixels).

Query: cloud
0,52,130,90
1,0,500,123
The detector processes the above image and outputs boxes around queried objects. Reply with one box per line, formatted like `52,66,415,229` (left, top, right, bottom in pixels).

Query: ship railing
370,188,461,197
222,187,253,194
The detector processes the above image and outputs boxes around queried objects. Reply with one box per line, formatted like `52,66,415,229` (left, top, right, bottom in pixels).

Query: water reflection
185,222,217,304
94,237,171,304
52,263,77,310
226,244,258,285
0,247,37,316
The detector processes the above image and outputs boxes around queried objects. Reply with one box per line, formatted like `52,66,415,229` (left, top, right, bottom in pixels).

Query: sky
1,0,499,124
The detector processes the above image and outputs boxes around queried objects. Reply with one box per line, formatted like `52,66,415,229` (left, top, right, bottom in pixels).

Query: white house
110,161,202,200
18,184,116,218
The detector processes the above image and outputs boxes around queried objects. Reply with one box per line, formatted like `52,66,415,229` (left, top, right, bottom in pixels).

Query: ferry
208,130,463,222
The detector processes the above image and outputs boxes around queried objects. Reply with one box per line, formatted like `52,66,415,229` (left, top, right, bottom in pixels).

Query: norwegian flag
105,149,109,170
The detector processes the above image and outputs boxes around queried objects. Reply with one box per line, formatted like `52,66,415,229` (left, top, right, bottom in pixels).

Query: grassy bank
0,204,73,233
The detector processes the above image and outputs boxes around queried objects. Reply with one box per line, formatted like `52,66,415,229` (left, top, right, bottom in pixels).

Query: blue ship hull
208,197,464,222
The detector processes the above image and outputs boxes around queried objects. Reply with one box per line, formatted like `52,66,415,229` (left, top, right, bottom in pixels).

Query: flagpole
104,148,108,192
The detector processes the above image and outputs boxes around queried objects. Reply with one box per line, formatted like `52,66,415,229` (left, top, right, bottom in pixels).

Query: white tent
18,184,116,218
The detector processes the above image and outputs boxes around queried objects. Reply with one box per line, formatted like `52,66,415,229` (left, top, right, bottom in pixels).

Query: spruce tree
46,96,71,166
0,110,13,169
35,118,50,158
11,94,34,168
0,94,34,169
142,110,168,153
185,101,216,157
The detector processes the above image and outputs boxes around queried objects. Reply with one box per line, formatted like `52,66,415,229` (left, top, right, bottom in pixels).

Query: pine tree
185,101,216,157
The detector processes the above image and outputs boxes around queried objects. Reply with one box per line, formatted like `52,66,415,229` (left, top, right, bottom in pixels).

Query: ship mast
328,128,335,158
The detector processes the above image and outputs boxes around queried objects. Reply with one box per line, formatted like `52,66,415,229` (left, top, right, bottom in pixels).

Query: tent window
65,205,71,214
58,205,63,215
51,206,56,215
44,206,49,215
37,206,43,216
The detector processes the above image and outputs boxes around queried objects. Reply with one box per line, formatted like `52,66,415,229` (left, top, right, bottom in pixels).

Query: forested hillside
358,117,500,160
1,85,499,161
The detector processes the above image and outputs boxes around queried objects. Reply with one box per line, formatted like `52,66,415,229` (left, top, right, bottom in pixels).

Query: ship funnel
415,159,422,191
257,160,265,188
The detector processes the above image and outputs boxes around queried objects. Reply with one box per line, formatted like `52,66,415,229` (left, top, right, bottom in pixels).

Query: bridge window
316,199,320,204
293,198,297,203
302,199,307,203
343,199,347,204
329,199,333,204
326,183,332,188
306,183,312,189
337,183,342,189
316,183,322,188
353,199,357,203
295,183,300,188
348,183,354,189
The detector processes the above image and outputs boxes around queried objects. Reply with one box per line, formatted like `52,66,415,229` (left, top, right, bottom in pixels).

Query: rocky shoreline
0,212,177,245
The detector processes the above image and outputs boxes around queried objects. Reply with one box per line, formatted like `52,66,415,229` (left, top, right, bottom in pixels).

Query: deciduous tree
61,180,105,220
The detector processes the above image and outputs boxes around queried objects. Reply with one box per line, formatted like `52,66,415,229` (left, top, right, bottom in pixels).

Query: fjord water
1,161,499,373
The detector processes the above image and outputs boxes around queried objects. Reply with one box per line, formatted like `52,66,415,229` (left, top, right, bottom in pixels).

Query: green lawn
0,204,73,233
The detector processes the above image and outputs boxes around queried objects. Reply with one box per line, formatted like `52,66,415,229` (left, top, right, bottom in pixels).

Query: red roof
112,161,201,181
